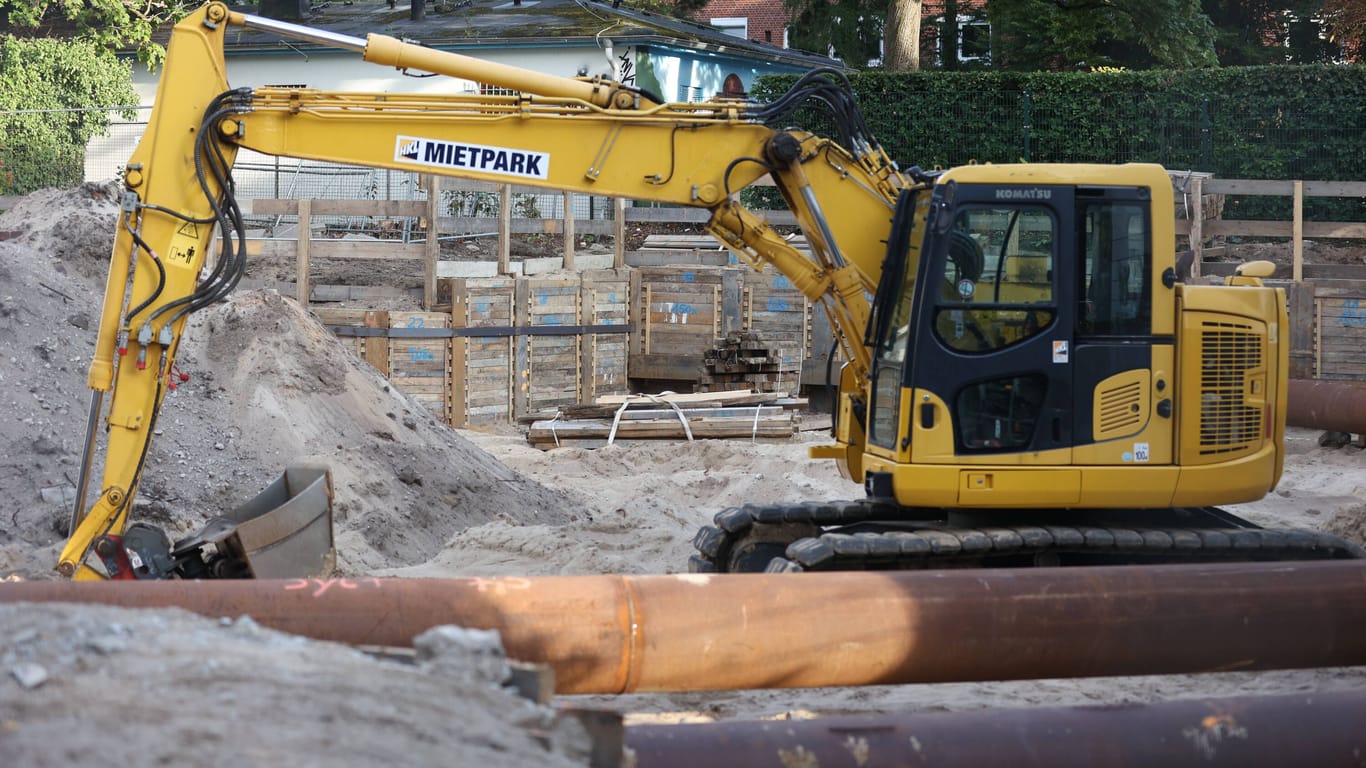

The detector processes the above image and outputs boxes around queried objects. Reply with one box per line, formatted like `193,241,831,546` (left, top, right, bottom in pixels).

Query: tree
883,0,921,70
0,0,189,67
1201,0,1285,65
0,36,138,193
785,0,922,70
1321,0,1365,59
1204,0,1358,65
987,0,1218,70
0,1,168,194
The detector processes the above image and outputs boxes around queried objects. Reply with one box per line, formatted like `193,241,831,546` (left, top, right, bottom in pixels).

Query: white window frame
956,14,990,63
710,16,748,40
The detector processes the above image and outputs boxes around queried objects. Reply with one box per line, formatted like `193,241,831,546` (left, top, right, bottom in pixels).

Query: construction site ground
0,184,1364,765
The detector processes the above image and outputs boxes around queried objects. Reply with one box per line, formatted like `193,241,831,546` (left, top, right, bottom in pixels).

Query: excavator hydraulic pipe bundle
1287,378,1366,435
4,562,1365,694
624,690,1366,768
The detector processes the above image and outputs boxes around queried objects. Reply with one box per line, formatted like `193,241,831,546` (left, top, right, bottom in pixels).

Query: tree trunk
883,0,922,71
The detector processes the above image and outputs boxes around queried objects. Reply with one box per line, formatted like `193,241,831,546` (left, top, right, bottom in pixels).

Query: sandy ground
1,185,1364,763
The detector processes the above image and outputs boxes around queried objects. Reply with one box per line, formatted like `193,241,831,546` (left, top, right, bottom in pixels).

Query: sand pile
0,185,582,578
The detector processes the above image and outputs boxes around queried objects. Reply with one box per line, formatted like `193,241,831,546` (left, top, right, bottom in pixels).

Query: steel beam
626,690,1366,768
4,562,1366,694
1288,378,1366,435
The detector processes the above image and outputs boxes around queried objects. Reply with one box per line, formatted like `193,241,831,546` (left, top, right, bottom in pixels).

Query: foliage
1201,0,1286,65
0,35,138,194
1319,0,1365,60
986,0,1217,70
752,65,1366,220
0,0,189,68
785,0,888,67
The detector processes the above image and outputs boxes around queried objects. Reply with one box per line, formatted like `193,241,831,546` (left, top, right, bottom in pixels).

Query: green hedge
753,66,1366,221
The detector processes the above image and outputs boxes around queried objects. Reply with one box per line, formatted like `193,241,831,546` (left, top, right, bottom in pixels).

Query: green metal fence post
1200,95,1211,172
1022,91,1032,163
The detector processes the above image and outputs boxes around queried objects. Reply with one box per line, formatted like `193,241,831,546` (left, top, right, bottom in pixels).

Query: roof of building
225,0,838,69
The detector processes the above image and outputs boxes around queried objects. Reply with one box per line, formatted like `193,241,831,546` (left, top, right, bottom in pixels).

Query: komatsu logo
995,188,1052,200
395,136,550,180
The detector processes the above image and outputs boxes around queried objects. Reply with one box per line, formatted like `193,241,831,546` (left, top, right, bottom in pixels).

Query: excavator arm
59,2,914,577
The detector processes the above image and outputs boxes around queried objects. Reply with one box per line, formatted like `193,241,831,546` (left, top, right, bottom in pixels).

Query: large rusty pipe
1288,378,1366,435
4,562,1366,694
626,690,1366,768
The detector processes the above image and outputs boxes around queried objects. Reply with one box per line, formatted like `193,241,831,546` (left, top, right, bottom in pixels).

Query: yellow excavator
57,2,1362,579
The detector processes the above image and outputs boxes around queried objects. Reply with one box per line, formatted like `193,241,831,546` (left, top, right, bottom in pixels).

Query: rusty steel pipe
626,690,1366,768
1288,378,1366,435
4,562,1366,694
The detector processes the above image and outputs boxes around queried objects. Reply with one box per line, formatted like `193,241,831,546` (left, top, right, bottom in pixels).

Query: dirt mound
0,182,122,282
167,291,580,572
0,185,583,578
0,603,591,767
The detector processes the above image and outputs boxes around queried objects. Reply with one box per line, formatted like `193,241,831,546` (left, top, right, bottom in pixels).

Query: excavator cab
862,166,1185,510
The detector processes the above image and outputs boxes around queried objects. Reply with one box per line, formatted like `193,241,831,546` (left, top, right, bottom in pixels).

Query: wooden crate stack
526,389,802,450
699,330,800,394
312,272,630,429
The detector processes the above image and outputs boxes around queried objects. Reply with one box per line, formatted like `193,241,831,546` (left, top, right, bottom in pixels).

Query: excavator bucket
170,464,335,579
226,464,335,578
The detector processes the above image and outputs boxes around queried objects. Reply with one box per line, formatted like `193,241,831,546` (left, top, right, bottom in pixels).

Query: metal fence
5,95,1363,223
853,91,1364,190
3,106,621,235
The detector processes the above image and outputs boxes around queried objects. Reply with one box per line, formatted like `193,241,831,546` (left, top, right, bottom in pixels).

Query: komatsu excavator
58,2,1362,579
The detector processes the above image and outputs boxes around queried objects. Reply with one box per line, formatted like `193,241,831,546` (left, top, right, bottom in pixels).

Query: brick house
689,0,992,67
691,0,792,48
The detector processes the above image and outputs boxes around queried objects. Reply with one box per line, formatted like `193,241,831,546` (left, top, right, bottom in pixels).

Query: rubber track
688,500,1366,573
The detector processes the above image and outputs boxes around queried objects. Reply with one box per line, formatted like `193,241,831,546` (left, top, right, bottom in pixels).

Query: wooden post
579,277,596,404
296,198,311,304
1292,179,1304,282
424,174,441,308
513,278,530,421
562,190,575,272
614,197,626,269
447,280,468,428
1287,281,1315,380
628,269,643,357
1188,176,1202,279
363,310,391,376
498,183,512,275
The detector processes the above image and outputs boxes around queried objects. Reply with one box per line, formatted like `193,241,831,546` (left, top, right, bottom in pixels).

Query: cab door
907,182,1076,464
1069,186,1174,468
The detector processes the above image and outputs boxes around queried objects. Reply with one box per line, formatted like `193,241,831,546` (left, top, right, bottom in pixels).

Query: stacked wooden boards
526,389,805,450
700,330,801,393
314,270,631,426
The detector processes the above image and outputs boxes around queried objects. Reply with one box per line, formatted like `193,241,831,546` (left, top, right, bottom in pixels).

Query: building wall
691,0,790,48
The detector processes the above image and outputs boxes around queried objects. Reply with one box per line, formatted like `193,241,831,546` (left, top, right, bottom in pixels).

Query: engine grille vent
1198,321,1262,455
1097,380,1143,436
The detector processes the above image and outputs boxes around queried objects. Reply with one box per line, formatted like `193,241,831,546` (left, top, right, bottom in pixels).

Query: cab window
932,206,1057,353
1079,202,1151,336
